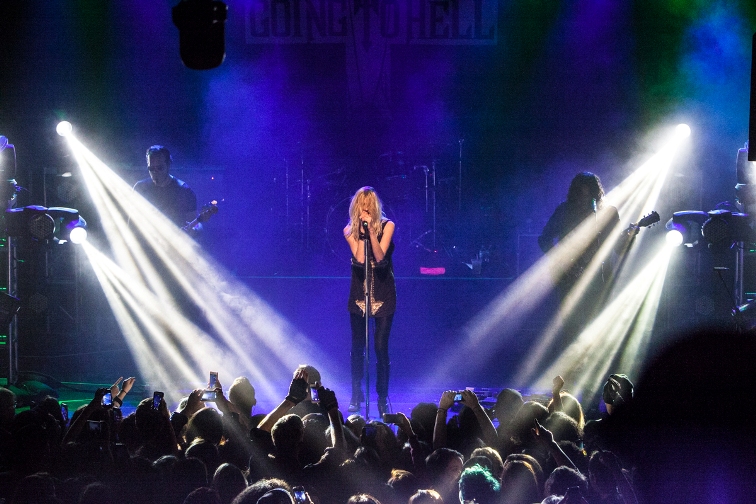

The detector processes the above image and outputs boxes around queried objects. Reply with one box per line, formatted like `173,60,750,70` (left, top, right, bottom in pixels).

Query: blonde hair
347,186,385,239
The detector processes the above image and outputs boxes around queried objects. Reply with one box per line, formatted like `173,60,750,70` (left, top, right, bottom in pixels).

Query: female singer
344,187,396,416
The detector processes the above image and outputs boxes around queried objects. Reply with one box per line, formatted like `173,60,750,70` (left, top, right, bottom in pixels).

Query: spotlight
69,226,87,244
56,121,73,137
665,228,684,247
676,123,691,138
664,211,708,247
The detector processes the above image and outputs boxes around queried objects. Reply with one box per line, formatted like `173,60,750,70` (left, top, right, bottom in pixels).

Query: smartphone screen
60,403,69,424
201,389,217,402
310,388,319,403
152,391,164,410
102,392,113,407
209,371,219,389
293,487,307,504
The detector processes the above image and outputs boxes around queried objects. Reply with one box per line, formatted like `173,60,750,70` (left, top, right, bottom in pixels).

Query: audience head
271,414,304,456
231,478,291,504
212,463,248,504
185,407,224,445
228,377,257,416
256,488,294,504
602,374,633,414
346,494,382,504
500,459,540,504
458,464,500,504
543,466,587,498
425,448,464,498
494,388,523,425
408,489,443,504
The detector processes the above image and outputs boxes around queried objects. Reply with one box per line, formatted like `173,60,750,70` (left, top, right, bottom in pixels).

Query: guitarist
538,172,621,335
133,145,200,231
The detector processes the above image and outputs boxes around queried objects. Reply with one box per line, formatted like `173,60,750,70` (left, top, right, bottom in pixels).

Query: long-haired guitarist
538,172,621,326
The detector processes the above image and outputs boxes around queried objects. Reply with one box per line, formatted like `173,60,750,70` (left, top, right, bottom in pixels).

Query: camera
293,486,307,504
382,413,400,424
453,392,463,402
101,390,113,407
152,391,164,410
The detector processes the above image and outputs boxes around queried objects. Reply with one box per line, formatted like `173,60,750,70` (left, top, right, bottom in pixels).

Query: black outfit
539,201,620,341
133,175,197,227
348,220,396,408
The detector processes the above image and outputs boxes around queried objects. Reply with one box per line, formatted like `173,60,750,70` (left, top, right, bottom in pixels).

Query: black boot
377,359,390,418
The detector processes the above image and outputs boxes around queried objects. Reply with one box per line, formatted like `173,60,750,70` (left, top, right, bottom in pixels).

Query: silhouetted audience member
543,466,588,500
583,374,634,468
629,326,756,504
424,448,463,504
212,463,248,504
500,459,540,504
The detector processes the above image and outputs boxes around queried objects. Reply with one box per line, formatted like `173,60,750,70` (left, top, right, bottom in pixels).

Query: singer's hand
360,210,373,228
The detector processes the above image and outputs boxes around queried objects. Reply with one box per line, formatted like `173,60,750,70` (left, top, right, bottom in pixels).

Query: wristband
113,396,123,406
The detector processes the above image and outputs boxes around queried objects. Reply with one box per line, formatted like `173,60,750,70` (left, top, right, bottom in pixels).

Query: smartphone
453,392,463,402
200,389,217,402
382,413,400,423
87,419,103,434
292,486,307,504
152,391,164,410
209,371,219,389
310,387,320,403
102,391,113,407
60,402,69,424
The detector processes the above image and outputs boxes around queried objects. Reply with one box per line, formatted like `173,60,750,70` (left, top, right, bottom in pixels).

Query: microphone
362,221,368,230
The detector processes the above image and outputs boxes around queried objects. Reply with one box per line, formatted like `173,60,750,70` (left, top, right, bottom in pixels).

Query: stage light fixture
56,121,73,137
4,205,86,243
676,123,691,138
665,228,684,247
173,0,227,70
664,211,707,247
701,210,752,246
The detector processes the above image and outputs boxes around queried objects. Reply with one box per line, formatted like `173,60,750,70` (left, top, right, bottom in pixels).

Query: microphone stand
363,223,371,419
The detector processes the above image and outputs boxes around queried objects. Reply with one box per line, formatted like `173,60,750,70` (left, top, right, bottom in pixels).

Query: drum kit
323,142,465,269
276,140,467,274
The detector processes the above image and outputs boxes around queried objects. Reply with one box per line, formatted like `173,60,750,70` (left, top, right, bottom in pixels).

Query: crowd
0,326,754,504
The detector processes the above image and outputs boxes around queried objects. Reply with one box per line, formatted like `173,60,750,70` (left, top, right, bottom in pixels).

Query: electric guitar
182,200,218,232
562,210,660,282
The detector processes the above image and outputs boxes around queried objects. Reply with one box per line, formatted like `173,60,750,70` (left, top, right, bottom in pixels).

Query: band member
344,187,396,416
538,172,620,333
133,145,198,229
